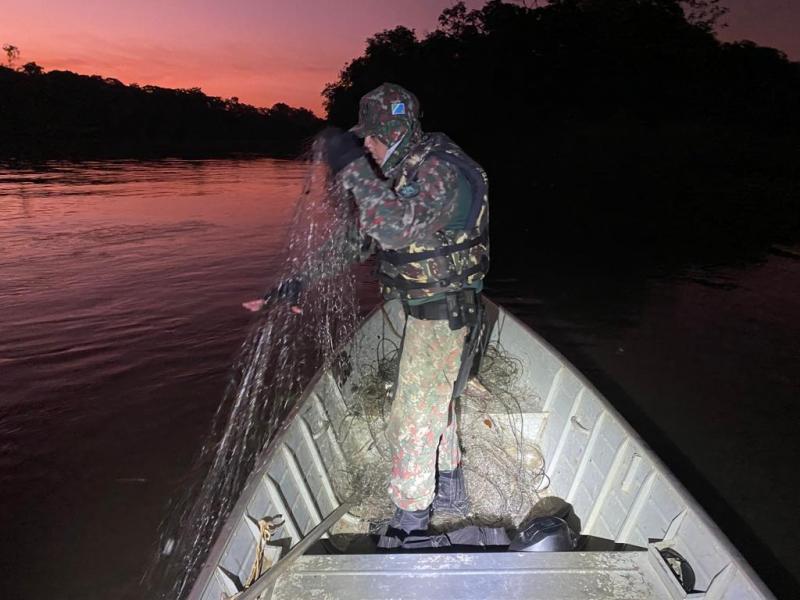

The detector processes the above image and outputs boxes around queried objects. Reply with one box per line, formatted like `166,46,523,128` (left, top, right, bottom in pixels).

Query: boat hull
188,298,774,600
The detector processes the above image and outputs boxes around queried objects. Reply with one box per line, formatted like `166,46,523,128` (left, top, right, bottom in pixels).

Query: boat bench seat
269,551,675,599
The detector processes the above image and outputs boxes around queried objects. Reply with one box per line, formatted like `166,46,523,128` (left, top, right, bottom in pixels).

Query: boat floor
273,373,681,600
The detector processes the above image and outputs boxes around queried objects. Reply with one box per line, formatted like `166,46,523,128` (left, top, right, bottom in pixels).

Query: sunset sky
3,0,798,115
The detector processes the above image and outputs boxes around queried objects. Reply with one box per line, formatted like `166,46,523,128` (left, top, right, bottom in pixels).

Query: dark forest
0,66,323,158
324,0,800,262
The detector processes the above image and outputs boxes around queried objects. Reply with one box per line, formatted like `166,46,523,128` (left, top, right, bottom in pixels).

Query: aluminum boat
187,298,774,600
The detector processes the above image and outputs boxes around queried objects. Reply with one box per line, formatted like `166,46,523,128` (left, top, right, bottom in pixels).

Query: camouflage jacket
341,132,489,303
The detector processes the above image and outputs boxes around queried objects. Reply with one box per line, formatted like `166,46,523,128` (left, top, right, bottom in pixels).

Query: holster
452,291,487,399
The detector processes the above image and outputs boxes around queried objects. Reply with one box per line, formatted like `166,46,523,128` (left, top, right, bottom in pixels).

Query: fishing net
326,323,550,533
148,139,365,599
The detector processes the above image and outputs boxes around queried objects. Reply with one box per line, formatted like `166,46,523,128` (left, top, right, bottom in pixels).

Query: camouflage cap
350,83,421,147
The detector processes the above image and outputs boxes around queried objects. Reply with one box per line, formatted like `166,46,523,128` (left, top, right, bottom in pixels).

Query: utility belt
402,289,489,398
402,288,481,331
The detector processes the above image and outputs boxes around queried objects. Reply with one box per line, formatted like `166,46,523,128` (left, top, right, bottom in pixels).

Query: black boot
432,466,470,515
388,505,431,534
377,505,432,549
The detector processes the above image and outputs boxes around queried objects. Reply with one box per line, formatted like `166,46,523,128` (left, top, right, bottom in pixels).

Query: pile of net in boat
328,336,550,531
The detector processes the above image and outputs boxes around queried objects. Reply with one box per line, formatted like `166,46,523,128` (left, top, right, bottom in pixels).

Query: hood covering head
351,82,422,171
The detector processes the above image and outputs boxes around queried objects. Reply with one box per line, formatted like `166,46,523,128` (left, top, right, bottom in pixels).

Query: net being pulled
149,139,366,599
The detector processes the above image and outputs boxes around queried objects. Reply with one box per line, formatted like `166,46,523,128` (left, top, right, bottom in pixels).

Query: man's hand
320,128,365,174
242,299,267,312
242,277,304,313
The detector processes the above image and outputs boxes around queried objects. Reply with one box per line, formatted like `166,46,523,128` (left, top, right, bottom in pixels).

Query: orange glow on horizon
2,0,489,115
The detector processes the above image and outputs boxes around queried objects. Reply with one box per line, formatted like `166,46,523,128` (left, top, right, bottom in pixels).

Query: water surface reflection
0,159,797,598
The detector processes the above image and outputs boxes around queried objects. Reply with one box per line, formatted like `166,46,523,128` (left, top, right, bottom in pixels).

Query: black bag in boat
509,516,578,552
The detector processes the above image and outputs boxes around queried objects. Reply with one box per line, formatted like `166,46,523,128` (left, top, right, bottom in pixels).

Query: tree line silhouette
0,61,323,159
325,0,800,260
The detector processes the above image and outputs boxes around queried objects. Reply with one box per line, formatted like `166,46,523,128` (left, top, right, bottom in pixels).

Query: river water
0,159,797,599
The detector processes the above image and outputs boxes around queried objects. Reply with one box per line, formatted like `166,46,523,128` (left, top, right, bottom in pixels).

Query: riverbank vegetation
325,0,800,260
0,64,323,159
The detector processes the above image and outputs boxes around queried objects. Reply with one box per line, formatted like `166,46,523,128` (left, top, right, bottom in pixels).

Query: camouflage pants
386,315,466,511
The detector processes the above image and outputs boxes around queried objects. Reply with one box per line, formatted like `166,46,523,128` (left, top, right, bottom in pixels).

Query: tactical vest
377,133,490,302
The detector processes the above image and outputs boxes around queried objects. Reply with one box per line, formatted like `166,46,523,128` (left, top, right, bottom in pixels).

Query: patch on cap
391,101,406,116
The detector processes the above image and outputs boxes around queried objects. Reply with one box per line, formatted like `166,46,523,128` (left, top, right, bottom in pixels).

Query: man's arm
340,155,460,250
242,214,373,313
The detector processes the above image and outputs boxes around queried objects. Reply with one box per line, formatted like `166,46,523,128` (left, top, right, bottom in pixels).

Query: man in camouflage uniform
323,83,490,536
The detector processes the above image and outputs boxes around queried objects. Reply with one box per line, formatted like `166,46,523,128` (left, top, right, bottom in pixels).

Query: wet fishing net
148,138,366,599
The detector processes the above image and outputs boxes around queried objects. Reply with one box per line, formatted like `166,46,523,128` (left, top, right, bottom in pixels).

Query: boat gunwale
490,299,775,599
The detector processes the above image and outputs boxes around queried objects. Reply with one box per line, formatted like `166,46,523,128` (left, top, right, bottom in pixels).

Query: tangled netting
328,316,550,532
147,139,366,599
